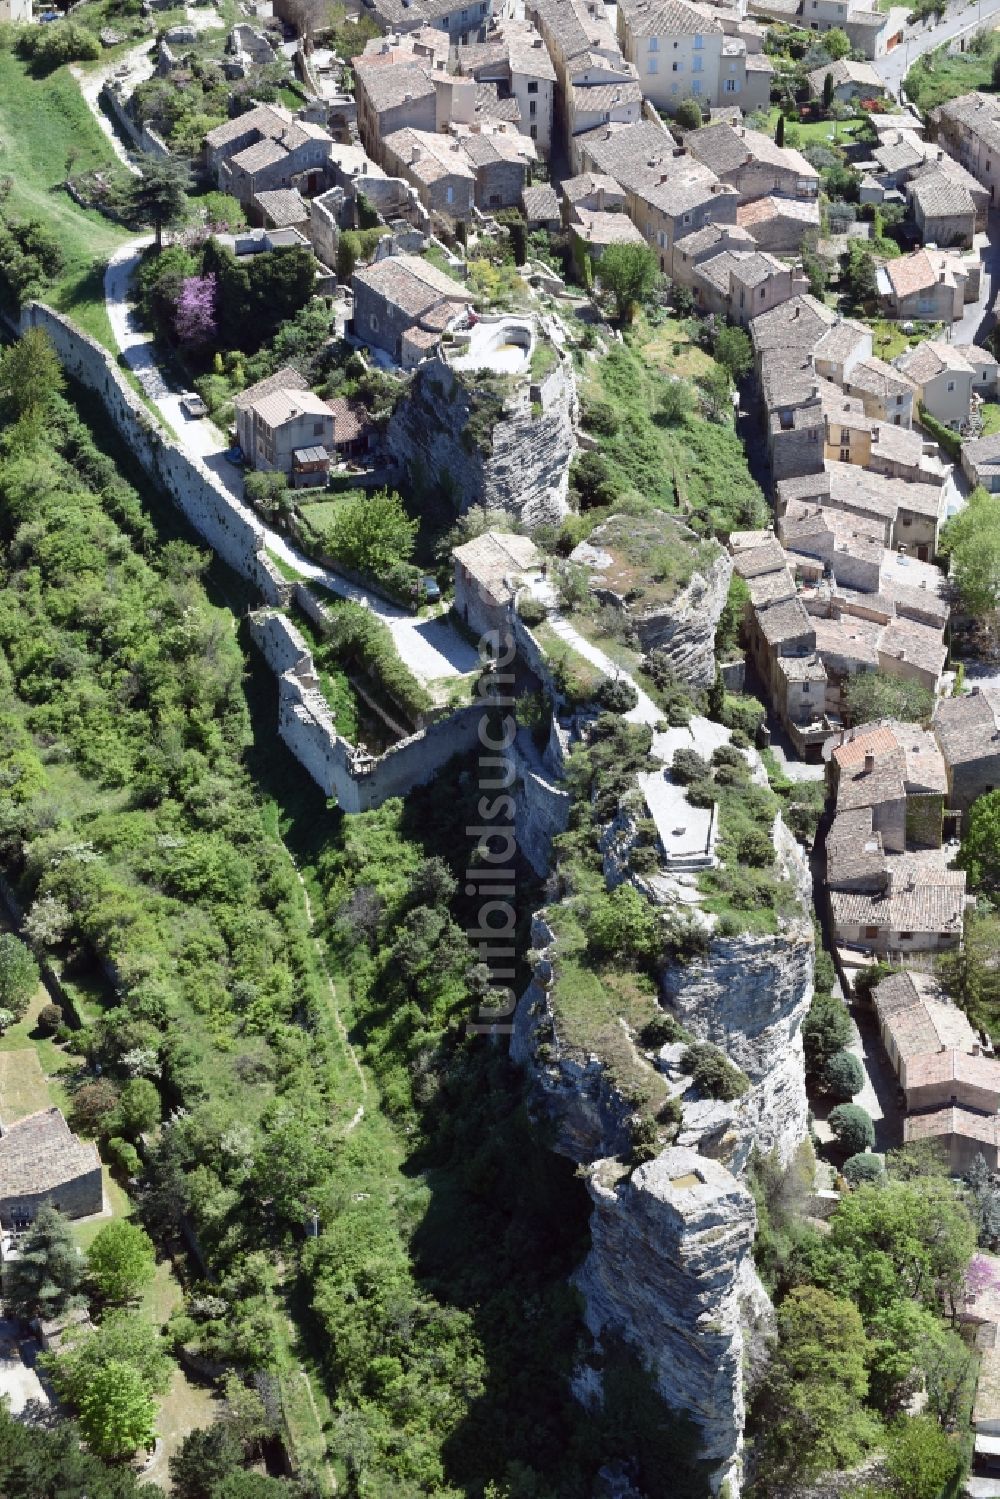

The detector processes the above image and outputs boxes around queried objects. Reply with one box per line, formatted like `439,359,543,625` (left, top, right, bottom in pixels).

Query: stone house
204,103,297,179
877,246,977,324
932,91,1000,209
616,0,771,115
253,187,309,233
735,193,820,252
872,970,1000,1115
905,1107,1000,1174
576,121,739,276
806,58,885,103
455,20,557,157
352,252,469,366
362,0,492,43
381,128,477,219
561,170,627,217
683,122,820,204
522,182,562,228
966,345,1000,401
845,355,915,427
872,129,929,192
219,121,336,207
459,129,537,208
671,221,756,287
234,367,334,485
525,0,639,166
453,530,541,639
895,339,975,429
0,1109,102,1230
932,686,1000,815
571,206,648,259
692,248,805,326
907,164,978,250
353,56,439,164
963,433,1000,492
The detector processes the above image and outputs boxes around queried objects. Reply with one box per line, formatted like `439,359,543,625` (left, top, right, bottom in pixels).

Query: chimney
864,751,875,773
411,144,422,161
939,269,946,282
973,1042,982,1056
793,305,800,319
811,382,819,398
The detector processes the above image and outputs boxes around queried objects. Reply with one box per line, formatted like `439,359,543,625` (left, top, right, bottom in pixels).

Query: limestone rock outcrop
386,353,575,532
575,1149,758,1495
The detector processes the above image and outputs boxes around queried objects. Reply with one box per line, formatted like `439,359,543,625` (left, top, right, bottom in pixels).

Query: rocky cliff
575,1151,761,1497
569,514,732,689
386,350,575,531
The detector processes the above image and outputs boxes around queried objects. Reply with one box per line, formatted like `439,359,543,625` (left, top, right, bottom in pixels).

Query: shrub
671,748,709,784
821,1048,864,1101
518,595,547,626
843,1153,884,1187
596,677,639,714
829,1103,875,1156
71,1079,121,1138
721,693,765,739
736,827,774,868
711,744,744,769
680,1042,750,1101
106,1136,142,1179
36,1002,62,1036
579,396,619,436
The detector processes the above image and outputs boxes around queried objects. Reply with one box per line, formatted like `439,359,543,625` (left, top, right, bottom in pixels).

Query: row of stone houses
615,0,773,117
525,0,641,169
731,523,949,755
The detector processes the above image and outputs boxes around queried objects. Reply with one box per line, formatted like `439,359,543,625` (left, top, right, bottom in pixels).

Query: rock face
511,916,636,1163
386,352,575,531
575,1149,758,1496
660,819,814,1173
636,547,732,688
570,515,732,689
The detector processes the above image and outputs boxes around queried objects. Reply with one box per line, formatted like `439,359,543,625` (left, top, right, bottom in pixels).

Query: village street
883,0,1000,94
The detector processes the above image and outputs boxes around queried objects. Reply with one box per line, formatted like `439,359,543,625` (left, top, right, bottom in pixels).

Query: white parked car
180,393,208,419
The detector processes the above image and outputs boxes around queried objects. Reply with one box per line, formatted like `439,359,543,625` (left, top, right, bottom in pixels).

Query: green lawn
0,51,131,346
981,401,1000,436
760,104,871,147
867,317,945,361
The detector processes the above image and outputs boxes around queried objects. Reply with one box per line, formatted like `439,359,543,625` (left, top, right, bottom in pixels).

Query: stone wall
248,609,486,813
21,303,289,606
508,734,571,877
99,84,171,158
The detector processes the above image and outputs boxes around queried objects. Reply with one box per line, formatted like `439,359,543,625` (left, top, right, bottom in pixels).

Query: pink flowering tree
965,1253,1000,1299
174,273,217,349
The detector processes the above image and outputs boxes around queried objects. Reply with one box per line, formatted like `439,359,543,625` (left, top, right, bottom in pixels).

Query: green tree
659,378,695,425
823,70,835,109
675,97,703,130
114,1077,161,1139
828,1178,975,1318
959,788,1000,892
755,1285,876,1482
822,1048,863,1100
829,1103,875,1156
5,1204,82,1320
884,1415,962,1499
585,884,662,965
824,27,851,58
0,328,65,426
843,1152,884,1188
803,990,852,1077
775,112,785,147
211,1477,296,1499
699,365,733,423
123,154,193,251
597,242,659,323
87,1220,156,1304
47,1309,171,1406
843,670,932,727
841,240,879,308
0,931,39,1021
939,907,1000,1036
170,1424,244,1499
713,325,752,381
77,1359,157,1459
320,488,417,582
941,486,1000,615
70,1077,121,1138
0,1403,159,1499
244,469,291,519
680,1043,749,1101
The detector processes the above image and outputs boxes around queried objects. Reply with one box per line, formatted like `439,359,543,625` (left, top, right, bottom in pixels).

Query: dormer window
694,32,703,46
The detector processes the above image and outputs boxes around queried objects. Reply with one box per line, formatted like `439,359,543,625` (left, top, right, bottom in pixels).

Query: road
951,211,1000,343
104,242,480,685
877,0,1000,94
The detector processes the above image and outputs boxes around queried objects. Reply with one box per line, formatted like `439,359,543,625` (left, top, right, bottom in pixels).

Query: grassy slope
905,36,1000,111
0,51,129,345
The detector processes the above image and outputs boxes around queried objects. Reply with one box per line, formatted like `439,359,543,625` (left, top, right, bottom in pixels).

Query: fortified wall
21,302,288,605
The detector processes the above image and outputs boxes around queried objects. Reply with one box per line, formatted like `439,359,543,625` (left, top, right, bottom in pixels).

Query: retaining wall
99,84,171,158
22,302,289,605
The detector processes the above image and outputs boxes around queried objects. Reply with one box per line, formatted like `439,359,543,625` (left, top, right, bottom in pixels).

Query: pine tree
6,1203,82,1320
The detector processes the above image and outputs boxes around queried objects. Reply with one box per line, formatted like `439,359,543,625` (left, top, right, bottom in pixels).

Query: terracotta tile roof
353,252,469,318
906,1105,1000,1147
522,183,561,222
355,56,436,113
830,867,967,935
572,206,646,245
685,122,817,183
253,187,308,226
325,397,370,445
737,194,819,229
205,103,293,150
569,79,642,115
895,338,974,385
617,0,716,37
453,530,540,604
